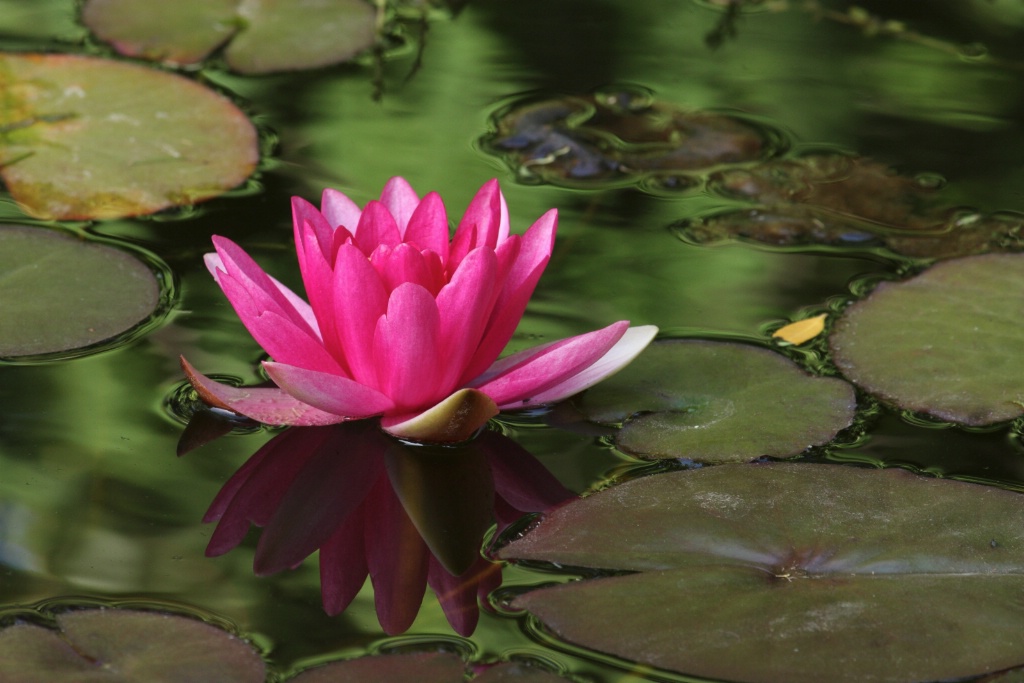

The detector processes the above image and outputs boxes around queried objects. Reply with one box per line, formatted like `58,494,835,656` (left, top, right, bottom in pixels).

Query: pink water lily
182,177,657,442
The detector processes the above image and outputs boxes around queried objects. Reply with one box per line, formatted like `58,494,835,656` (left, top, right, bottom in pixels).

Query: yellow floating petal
772,313,827,345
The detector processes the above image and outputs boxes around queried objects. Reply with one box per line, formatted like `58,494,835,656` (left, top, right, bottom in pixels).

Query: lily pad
0,226,164,358
291,653,573,682
0,608,265,682
680,154,1022,259
0,52,258,219
829,253,1024,425
576,340,856,462
81,0,377,74
501,463,1024,683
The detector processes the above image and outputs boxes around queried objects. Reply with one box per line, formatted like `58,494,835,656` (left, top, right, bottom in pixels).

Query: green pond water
3,1,1024,681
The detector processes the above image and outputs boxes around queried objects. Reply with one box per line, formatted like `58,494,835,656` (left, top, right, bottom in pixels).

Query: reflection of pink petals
186,178,656,441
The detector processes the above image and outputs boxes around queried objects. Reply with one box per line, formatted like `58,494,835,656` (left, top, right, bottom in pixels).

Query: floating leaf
0,52,258,219
680,154,1022,259
0,609,265,682
0,226,163,358
772,313,827,345
830,253,1024,425
501,463,1024,683
290,651,466,683
576,340,855,462
81,0,377,74
484,88,781,188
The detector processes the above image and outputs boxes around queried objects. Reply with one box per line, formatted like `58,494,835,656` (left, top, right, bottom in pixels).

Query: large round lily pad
830,253,1024,425
0,52,258,219
576,340,856,462
81,0,377,74
291,653,572,682
501,463,1024,683
0,609,265,682
0,226,164,358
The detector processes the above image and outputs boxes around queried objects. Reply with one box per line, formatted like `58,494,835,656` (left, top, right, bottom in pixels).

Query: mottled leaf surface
81,0,377,74
830,253,1024,425
0,609,265,683
576,340,856,462
0,226,162,358
502,463,1024,683
0,53,258,219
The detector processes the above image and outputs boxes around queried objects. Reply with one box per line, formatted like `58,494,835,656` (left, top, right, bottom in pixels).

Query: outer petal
381,389,499,444
435,247,499,394
380,176,421,234
263,361,395,418
449,179,503,271
513,324,658,407
332,242,389,386
470,321,629,407
181,356,345,426
321,187,363,232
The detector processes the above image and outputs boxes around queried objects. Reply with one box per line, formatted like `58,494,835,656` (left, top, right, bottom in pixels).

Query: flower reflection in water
186,419,572,635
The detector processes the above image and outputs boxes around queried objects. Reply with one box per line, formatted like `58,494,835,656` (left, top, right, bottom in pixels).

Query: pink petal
291,196,333,264
181,356,346,427
470,321,629,407
520,324,658,406
263,361,395,418
483,431,574,514
332,242,388,385
207,237,317,338
321,187,363,232
403,191,450,263
449,179,502,271
372,283,441,409
435,247,499,393
370,243,437,295
427,556,501,636
353,200,402,255
379,176,421,233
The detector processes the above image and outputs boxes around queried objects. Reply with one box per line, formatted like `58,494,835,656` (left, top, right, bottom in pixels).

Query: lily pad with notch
501,462,1024,683
575,340,856,462
81,0,377,74
830,253,1024,426
0,608,265,682
0,52,258,219
0,225,166,359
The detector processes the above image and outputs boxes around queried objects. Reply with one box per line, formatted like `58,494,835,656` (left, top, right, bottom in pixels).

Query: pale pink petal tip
179,356,346,427
508,324,659,408
382,388,499,443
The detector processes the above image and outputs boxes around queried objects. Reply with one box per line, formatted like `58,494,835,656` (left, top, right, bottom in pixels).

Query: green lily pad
0,225,163,358
576,340,856,462
830,253,1024,426
0,52,258,219
81,0,377,74
501,463,1024,683
0,609,265,682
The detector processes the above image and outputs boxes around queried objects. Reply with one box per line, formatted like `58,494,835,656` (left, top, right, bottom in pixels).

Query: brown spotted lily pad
0,52,258,219
575,340,856,462
501,463,1024,683
484,89,780,188
681,153,1022,259
830,253,1024,425
0,608,265,682
81,0,377,74
0,225,164,358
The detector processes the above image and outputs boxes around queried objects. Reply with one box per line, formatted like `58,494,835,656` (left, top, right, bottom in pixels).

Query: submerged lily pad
0,609,265,682
484,88,781,188
576,340,855,462
81,0,377,74
0,52,258,219
830,253,1024,425
680,154,1022,259
501,463,1024,683
0,226,163,358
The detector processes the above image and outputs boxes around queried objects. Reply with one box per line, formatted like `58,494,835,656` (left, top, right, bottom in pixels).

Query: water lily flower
182,177,657,442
